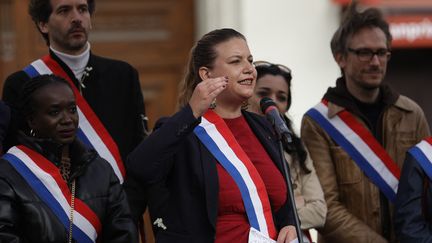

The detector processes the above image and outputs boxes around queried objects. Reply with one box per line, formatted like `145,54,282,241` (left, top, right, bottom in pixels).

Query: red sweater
215,115,287,243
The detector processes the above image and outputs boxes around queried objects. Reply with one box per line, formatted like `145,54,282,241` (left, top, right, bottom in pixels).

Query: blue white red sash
408,137,432,181
194,110,277,239
3,145,102,243
23,55,125,183
306,100,400,202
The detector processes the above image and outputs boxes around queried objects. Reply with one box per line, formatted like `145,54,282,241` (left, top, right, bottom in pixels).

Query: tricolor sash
23,55,125,183
306,100,400,202
408,137,432,181
194,110,277,240
3,145,102,243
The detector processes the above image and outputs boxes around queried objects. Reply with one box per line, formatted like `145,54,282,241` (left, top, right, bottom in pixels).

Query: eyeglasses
253,60,291,74
347,48,391,62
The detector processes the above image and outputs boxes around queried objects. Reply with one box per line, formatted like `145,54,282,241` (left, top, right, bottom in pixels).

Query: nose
71,8,83,23
243,61,255,74
369,54,381,65
269,94,277,103
60,111,73,124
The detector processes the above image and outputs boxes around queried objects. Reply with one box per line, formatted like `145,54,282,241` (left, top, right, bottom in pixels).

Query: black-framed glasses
253,60,292,74
347,48,391,62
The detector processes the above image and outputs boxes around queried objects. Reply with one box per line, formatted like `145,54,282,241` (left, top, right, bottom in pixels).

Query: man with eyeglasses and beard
301,3,429,243
2,0,148,186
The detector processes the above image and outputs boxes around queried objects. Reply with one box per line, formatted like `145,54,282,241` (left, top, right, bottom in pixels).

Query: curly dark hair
330,2,392,57
28,0,96,45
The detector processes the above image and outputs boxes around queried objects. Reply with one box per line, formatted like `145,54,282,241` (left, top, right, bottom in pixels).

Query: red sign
388,15,432,48
332,0,432,47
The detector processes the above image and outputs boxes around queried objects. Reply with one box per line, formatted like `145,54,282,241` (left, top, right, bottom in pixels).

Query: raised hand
189,76,228,118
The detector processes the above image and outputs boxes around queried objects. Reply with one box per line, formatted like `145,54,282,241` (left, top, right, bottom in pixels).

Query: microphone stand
276,131,304,243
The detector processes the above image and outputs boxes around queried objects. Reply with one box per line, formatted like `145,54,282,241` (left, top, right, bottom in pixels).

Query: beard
50,23,89,53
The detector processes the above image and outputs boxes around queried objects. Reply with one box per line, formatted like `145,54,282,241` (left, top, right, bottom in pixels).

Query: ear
27,116,36,131
38,21,49,34
198,67,211,81
334,52,346,69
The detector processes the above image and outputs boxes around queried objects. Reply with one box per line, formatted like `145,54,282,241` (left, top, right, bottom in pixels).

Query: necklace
68,180,76,243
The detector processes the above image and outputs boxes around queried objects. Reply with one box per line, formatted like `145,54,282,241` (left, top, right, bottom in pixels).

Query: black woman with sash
394,137,432,241
306,100,401,202
4,146,101,242
22,55,125,183
0,74,137,242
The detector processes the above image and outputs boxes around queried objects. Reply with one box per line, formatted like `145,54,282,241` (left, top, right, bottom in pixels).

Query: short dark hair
178,28,246,108
20,74,72,120
28,0,96,45
330,2,392,57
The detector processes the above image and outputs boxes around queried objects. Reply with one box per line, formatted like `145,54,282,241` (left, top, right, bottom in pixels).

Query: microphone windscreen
260,97,277,113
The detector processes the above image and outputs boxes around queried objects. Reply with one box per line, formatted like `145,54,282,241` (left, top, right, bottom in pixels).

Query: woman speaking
126,28,297,243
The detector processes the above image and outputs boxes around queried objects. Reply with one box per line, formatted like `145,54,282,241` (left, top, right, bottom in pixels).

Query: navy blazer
394,153,432,242
126,105,295,243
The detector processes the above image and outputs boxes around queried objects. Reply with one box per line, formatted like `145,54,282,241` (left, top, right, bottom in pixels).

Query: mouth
58,128,76,138
238,78,254,85
69,28,85,35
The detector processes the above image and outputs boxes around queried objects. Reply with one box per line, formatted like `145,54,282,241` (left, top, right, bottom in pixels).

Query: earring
209,99,217,109
30,129,35,137
241,100,249,110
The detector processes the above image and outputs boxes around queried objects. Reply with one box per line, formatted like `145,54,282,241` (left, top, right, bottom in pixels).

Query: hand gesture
277,225,297,243
188,76,228,118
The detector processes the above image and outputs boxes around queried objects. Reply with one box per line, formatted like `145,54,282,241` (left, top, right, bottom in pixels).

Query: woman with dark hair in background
0,74,137,242
126,28,297,243
249,61,327,239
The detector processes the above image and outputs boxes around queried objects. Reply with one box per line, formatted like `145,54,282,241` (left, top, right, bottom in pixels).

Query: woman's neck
213,100,243,119
61,144,70,160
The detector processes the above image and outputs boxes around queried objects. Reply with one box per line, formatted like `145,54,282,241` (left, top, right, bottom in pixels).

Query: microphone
260,97,292,143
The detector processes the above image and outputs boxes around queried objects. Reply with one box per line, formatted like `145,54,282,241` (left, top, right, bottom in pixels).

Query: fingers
276,226,297,243
198,76,228,97
189,76,228,118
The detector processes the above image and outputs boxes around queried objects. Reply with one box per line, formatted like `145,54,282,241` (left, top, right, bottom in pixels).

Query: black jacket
2,50,147,161
125,106,295,243
394,152,432,242
0,136,138,243
0,101,10,154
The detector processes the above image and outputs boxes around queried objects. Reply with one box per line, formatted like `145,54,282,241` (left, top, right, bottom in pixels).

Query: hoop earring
209,99,217,109
241,100,249,110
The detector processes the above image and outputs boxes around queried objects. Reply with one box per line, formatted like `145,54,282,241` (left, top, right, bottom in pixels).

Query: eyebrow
227,54,253,59
55,3,88,11
256,87,288,94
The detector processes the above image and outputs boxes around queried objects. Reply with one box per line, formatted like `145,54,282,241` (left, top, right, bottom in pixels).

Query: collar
16,131,96,179
323,77,404,118
50,43,91,80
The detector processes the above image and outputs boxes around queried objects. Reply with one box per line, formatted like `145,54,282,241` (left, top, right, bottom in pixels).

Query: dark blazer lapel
198,138,219,230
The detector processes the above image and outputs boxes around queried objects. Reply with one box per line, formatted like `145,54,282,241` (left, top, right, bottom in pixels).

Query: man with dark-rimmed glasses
301,3,429,243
